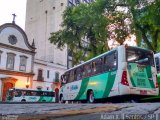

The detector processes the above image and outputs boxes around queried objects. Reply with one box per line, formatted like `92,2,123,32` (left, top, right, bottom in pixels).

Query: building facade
0,23,35,101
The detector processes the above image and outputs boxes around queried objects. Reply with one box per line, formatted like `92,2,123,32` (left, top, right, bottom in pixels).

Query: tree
49,0,109,65
49,0,133,65
106,9,134,46
49,0,160,65
127,0,160,52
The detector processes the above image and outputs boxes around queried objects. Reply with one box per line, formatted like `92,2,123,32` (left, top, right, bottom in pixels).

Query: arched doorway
2,82,13,101
1,77,17,101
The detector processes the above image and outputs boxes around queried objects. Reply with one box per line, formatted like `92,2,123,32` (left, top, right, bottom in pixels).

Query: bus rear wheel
88,91,95,103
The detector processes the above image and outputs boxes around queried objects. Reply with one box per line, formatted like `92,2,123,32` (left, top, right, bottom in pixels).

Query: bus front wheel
21,99,26,102
87,91,95,103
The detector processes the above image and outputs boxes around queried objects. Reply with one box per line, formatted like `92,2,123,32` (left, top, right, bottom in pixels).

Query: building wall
25,0,68,67
0,47,32,73
32,59,65,90
0,27,30,51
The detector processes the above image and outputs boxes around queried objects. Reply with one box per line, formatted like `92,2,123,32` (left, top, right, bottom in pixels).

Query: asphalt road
0,103,160,120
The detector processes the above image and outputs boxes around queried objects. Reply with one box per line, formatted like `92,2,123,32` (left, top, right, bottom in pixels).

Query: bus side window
74,69,77,81
15,90,22,97
104,51,117,72
113,52,117,70
87,63,92,76
37,91,43,96
43,92,48,96
82,66,86,78
92,58,103,75
63,72,69,83
92,61,97,73
77,67,82,80
83,65,88,78
104,55,110,72
26,91,32,96
68,71,71,83
48,92,55,97
68,70,74,82
71,70,75,82
98,58,103,73
22,91,25,96
31,91,37,96
155,57,160,72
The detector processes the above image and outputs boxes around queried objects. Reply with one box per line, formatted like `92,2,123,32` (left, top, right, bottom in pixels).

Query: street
0,103,160,120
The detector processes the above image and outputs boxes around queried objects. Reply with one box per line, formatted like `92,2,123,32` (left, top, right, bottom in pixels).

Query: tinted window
126,47,154,66
74,67,82,81
104,51,117,72
68,70,75,82
92,58,103,74
15,90,22,97
155,57,160,72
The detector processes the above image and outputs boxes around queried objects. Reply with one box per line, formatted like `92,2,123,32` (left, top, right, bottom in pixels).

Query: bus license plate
140,90,147,95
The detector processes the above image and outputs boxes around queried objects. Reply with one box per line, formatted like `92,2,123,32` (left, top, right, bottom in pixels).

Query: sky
0,0,26,30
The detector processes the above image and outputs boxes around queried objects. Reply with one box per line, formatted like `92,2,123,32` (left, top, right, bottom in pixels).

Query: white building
25,0,68,91
0,22,35,101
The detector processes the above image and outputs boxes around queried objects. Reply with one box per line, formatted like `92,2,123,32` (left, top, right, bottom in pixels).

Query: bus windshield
126,47,154,66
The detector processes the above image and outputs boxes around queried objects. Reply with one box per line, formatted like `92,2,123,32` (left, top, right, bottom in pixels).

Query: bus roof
64,45,153,74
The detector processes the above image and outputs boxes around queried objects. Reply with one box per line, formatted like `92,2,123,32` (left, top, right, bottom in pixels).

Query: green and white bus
6,88,55,102
59,45,159,103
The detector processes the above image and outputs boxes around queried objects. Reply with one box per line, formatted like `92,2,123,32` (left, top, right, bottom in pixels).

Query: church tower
25,0,67,66
25,0,68,91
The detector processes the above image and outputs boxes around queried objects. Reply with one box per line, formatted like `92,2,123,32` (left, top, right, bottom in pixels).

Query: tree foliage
127,0,160,52
49,0,160,66
49,0,133,65
49,0,109,65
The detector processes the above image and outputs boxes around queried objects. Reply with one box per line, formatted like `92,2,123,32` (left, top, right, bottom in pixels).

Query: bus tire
87,91,95,103
21,99,26,102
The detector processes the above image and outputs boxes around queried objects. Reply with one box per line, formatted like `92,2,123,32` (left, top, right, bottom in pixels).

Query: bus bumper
119,84,159,96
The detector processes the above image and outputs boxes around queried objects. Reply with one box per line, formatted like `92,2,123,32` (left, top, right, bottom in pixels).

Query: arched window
55,72,59,82
37,69,44,81
6,53,16,70
19,55,28,71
